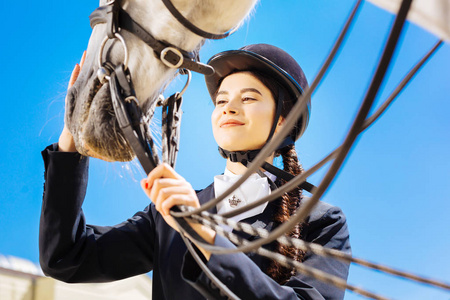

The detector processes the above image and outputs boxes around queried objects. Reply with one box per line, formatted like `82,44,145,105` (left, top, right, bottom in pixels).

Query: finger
149,178,191,203
67,51,86,90
141,178,192,207
141,179,151,198
153,183,193,212
154,183,193,203
68,64,81,89
79,51,86,68
160,194,197,216
146,163,183,190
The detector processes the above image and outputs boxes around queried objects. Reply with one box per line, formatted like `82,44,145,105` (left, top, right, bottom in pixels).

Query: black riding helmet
205,43,311,142
205,44,314,192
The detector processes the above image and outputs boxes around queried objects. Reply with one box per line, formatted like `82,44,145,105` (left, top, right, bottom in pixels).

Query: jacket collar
196,183,279,241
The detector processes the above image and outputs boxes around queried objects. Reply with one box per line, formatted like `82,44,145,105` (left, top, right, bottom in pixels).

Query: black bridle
89,0,238,175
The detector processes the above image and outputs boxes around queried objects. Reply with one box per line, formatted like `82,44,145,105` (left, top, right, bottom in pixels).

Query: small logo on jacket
228,195,242,208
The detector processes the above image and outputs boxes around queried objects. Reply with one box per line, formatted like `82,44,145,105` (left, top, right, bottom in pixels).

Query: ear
274,116,285,134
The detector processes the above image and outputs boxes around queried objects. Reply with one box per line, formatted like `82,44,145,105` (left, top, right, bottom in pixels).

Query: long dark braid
266,144,306,284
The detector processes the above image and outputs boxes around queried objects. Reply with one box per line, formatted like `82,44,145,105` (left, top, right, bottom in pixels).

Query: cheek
211,107,219,120
211,109,220,131
251,106,274,129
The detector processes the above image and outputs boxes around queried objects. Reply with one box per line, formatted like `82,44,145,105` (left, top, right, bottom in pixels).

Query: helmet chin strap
218,89,315,193
218,136,314,193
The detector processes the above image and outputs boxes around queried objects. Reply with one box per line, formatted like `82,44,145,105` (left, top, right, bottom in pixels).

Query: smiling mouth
220,120,245,127
221,123,244,128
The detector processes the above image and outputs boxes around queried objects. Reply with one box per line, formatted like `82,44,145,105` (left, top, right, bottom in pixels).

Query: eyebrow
216,88,263,96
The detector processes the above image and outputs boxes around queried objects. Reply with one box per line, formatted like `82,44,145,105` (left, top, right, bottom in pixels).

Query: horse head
66,0,257,162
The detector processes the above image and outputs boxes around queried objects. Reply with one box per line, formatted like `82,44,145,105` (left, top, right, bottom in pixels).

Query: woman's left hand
141,164,216,259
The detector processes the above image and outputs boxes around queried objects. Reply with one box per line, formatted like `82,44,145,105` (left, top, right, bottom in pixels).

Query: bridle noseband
88,0,235,175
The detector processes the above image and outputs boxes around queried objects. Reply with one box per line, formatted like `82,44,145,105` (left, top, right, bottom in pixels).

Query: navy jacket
40,144,351,299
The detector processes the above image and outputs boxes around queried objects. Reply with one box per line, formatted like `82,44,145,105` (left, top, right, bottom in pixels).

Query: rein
89,0,234,174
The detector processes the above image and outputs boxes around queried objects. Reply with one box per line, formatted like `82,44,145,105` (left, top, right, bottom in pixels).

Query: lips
220,119,245,127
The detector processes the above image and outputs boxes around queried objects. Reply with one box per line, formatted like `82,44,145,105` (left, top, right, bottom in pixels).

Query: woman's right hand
58,52,86,152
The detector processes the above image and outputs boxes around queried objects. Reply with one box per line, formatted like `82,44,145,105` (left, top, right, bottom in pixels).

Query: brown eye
216,99,227,105
242,97,256,102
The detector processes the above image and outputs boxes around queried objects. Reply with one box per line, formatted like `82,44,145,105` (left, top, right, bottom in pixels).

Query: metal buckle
160,47,184,69
97,32,129,83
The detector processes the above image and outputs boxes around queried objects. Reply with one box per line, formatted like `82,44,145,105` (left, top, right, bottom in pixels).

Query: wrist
58,127,77,152
190,223,216,260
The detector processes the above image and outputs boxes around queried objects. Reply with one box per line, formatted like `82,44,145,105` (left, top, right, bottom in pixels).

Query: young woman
40,44,351,300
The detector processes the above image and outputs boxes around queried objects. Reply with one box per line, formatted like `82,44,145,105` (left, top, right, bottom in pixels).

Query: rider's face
211,72,281,152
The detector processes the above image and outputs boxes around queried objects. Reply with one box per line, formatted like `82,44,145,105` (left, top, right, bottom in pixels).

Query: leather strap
218,148,261,165
90,5,214,75
266,87,284,141
161,0,237,40
218,136,316,193
118,9,214,75
260,162,315,193
109,65,157,174
161,93,184,167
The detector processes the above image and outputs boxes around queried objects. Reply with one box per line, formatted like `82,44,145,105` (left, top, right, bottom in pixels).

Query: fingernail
145,182,149,189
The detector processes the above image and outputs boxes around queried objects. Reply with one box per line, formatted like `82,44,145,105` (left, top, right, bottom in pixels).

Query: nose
223,100,239,115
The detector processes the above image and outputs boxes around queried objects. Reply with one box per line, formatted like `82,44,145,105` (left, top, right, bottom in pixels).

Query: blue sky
0,0,449,299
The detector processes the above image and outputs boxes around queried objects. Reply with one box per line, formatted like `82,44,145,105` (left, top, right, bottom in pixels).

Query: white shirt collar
214,168,275,230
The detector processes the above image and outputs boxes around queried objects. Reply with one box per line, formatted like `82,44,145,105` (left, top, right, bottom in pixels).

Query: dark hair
245,70,293,119
269,144,306,284
235,70,307,284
